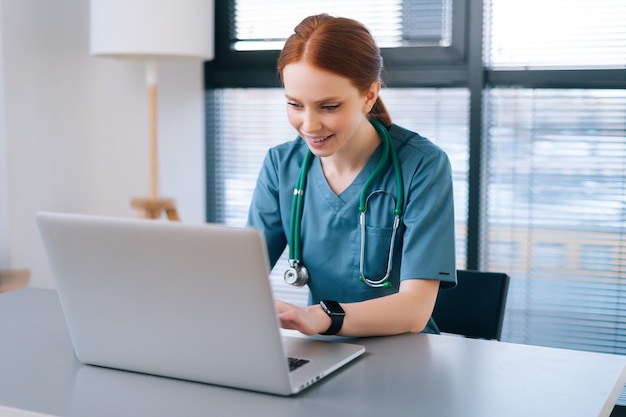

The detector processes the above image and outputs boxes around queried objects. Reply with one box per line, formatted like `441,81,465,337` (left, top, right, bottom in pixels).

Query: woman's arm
276,278,440,337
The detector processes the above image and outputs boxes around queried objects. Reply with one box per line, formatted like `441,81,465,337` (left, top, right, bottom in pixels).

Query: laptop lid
36,212,364,396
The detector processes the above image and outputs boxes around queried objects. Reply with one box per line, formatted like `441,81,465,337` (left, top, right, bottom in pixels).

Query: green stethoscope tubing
287,118,404,288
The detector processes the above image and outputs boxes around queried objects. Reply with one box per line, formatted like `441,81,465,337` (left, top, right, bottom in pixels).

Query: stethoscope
284,118,404,288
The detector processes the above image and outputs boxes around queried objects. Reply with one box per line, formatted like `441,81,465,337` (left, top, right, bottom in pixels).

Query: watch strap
320,300,345,335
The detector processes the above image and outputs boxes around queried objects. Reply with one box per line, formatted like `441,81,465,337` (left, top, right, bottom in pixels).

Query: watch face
321,300,344,315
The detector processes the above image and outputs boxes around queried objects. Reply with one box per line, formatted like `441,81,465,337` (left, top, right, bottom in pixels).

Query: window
485,88,626,353
486,0,626,69
206,5,626,403
207,0,468,87
483,0,626,402
232,0,453,51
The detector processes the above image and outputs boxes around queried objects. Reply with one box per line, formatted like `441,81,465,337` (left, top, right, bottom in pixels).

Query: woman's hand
275,300,331,336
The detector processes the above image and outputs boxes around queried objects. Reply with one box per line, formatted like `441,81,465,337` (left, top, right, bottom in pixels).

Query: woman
247,14,456,337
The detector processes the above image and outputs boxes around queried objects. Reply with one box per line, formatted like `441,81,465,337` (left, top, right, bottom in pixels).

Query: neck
321,120,381,194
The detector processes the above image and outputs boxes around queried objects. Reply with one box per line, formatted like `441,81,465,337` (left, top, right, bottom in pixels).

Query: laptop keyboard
288,357,310,372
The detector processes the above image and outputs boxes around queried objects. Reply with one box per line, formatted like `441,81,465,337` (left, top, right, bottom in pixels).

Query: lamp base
0,269,30,293
131,197,180,221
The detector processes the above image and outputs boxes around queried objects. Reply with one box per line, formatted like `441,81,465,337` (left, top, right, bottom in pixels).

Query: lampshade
90,0,214,61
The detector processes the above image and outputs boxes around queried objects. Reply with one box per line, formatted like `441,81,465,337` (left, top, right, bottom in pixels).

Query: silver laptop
36,212,364,396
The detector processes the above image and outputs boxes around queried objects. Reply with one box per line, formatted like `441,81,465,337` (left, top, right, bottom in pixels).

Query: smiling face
282,61,380,161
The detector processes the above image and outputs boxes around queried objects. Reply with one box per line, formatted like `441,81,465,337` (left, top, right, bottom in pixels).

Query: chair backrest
432,270,510,340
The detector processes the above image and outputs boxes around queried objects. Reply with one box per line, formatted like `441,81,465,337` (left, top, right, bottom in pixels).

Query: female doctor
247,14,457,337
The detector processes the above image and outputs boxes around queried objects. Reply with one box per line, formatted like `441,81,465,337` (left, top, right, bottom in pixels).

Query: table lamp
90,0,214,220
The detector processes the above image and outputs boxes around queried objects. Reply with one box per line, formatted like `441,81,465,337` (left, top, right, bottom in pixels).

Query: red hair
277,14,392,127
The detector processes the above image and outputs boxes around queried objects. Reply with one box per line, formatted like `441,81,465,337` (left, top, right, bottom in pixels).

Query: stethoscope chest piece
284,260,309,287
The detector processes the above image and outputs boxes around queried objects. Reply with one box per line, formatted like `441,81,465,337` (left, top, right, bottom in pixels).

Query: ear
364,81,381,111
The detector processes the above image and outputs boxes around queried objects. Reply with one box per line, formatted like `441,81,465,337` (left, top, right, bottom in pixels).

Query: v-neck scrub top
247,123,457,332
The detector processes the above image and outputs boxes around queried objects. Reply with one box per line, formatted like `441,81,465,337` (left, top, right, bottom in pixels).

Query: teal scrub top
247,123,457,333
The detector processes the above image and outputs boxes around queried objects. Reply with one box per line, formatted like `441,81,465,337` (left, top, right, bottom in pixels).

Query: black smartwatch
319,300,345,335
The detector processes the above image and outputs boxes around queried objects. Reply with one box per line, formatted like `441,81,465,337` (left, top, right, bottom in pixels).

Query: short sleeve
399,146,457,288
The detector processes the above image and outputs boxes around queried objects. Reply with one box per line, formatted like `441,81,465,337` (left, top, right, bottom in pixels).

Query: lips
306,134,333,143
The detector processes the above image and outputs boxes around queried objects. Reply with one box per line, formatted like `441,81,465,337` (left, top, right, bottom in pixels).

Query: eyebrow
285,94,342,104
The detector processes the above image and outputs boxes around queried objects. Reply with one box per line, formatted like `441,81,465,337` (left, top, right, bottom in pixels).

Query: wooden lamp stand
90,1,214,223
131,62,180,221
131,197,180,220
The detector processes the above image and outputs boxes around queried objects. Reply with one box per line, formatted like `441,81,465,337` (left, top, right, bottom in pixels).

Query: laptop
36,212,364,396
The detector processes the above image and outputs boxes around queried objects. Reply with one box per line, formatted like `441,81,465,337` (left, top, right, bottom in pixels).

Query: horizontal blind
485,0,626,404
486,0,626,68
485,88,626,353
206,88,469,305
231,0,452,50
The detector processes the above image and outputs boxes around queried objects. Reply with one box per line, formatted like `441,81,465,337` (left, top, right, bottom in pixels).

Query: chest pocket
360,190,402,280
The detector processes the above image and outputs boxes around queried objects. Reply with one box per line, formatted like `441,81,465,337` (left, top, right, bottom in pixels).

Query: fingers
275,299,295,313
274,300,319,335
275,299,301,328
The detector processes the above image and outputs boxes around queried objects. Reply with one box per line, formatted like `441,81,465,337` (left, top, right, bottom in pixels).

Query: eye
287,101,302,109
322,104,340,111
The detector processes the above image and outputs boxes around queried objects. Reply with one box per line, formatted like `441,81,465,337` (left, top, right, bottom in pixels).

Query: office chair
431,270,510,340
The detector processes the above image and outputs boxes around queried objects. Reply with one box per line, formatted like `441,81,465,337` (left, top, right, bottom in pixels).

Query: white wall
0,0,206,288
0,1,7,271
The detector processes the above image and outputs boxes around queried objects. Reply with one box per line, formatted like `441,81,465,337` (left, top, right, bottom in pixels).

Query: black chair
432,270,510,340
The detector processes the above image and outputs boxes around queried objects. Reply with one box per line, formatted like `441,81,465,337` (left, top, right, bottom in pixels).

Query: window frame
205,0,470,89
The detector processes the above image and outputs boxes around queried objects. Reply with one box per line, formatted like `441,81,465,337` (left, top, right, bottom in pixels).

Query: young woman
247,14,456,337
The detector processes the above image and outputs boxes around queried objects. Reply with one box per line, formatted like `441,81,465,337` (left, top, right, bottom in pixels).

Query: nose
301,109,322,132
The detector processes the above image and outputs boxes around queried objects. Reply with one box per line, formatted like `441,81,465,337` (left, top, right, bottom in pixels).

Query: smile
307,134,333,143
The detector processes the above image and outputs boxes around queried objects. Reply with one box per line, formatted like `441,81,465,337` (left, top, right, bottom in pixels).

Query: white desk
1,288,625,417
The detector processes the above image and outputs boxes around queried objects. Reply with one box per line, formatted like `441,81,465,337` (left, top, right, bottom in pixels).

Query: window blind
486,0,626,69
206,88,469,305
485,88,626,353
231,0,452,50
484,0,626,404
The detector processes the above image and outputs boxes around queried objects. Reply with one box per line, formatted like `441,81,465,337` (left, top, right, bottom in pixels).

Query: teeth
311,135,330,143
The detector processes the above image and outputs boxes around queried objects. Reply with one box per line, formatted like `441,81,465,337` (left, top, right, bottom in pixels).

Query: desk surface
1,288,626,417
